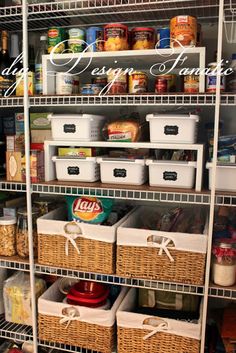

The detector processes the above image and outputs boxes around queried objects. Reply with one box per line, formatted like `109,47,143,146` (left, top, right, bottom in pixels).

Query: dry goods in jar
129,71,148,93
184,75,199,93
212,239,236,286
104,23,128,51
131,27,155,50
0,216,16,256
170,15,197,48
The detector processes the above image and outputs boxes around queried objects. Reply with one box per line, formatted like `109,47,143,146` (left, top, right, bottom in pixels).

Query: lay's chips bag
66,196,113,224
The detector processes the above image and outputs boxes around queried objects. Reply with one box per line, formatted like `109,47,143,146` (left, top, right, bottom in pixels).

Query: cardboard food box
3,116,15,135
30,113,52,130
6,150,45,183
16,72,35,96
58,147,102,157
31,130,52,143
15,113,24,134
6,135,25,152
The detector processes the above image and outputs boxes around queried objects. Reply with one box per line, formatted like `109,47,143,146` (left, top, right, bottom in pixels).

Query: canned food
129,71,148,93
92,76,107,87
170,16,197,48
131,27,155,50
68,28,85,53
155,78,168,93
107,69,127,94
156,74,176,92
48,27,65,54
81,84,102,95
86,27,104,52
72,75,80,94
184,75,199,93
104,23,128,51
56,72,74,95
206,62,226,93
157,27,170,48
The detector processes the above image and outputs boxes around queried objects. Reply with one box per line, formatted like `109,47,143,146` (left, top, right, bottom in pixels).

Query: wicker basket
117,288,202,353
116,206,208,285
37,207,129,274
38,279,128,353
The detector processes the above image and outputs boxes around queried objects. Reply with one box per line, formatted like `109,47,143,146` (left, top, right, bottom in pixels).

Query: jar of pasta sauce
212,239,236,287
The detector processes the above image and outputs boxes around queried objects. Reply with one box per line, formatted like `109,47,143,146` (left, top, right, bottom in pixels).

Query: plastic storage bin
38,279,128,353
116,206,208,285
48,114,105,141
52,156,100,182
97,158,147,185
117,288,202,353
146,113,199,143
206,162,236,191
146,160,197,189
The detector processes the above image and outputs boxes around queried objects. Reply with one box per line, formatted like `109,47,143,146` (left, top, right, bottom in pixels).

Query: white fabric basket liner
146,113,199,122
117,207,208,254
38,279,128,327
117,288,202,341
37,207,132,244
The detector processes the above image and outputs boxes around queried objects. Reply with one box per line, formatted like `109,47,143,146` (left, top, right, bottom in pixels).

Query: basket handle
142,317,170,340
64,221,82,235
147,235,175,262
63,222,82,257
60,306,80,329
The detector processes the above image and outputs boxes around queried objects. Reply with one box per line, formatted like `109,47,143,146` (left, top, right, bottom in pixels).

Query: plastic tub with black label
146,160,197,189
52,156,100,182
97,158,147,185
146,113,199,143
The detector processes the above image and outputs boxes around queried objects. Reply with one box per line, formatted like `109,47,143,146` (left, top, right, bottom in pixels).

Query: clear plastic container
0,216,16,256
16,208,39,259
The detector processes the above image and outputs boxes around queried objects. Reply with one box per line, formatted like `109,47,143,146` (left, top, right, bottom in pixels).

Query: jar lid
214,238,236,249
0,216,16,225
17,207,39,216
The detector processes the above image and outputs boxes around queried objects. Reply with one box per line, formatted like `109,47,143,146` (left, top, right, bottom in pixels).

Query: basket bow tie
148,237,174,262
143,321,170,340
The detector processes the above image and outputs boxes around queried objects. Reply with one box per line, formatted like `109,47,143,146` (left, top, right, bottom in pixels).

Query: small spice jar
16,208,39,259
0,216,17,257
212,238,236,287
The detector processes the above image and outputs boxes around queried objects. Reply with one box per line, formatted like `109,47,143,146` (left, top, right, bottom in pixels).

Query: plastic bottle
227,53,236,92
35,35,47,95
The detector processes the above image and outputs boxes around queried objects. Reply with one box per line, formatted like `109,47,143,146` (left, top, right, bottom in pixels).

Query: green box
30,113,51,130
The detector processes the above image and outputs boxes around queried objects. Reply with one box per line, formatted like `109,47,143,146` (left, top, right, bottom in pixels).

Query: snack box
31,130,52,143
30,113,52,130
58,147,102,157
6,134,25,152
16,72,35,96
15,113,24,134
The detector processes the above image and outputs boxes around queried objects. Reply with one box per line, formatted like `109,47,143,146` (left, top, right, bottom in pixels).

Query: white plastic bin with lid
146,113,199,143
48,114,106,141
52,156,100,182
206,162,236,191
146,160,197,189
97,158,147,185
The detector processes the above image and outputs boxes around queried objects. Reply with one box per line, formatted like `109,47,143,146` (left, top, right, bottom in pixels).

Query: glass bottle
227,53,236,92
0,30,14,96
16,207,39,258
35,35,47,95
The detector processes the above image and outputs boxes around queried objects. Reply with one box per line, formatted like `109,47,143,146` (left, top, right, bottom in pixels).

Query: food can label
207,75,225,92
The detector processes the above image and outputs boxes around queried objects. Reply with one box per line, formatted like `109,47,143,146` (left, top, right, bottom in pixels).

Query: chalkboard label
163,171,177,181
113,168,127,178
164,125,179,135
63,124,76,133
68,166,80,175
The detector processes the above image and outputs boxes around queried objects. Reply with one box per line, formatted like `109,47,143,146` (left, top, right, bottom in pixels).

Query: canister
68,28,85,53
48,27,65,54
131,27,155,50
104,23,128,51
107,69,127,94
129,71,148,93
170,15,197,48
184,75,199,93
56,72,74,95
155,74,176,92
157,27,170,48
206,62,226,93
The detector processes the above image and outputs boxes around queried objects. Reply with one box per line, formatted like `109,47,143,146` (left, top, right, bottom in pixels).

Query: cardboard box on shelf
30,113,52,130
58,147,102,157
6,135,25,152
15,113,24,134
3,116,15,135
31,130,52,143
6,150,45,183
16,72,35,96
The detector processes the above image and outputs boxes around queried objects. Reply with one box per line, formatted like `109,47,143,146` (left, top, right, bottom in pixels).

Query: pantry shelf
0,255,30,272
209,284,236,300
0,315,33,342
39,340,102,353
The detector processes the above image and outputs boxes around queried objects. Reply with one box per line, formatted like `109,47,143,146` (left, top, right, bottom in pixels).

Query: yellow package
16,72,35,96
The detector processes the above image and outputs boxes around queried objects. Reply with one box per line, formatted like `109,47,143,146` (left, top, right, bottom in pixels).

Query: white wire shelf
39,340,102,353
0,255,30,271
0,315,33,342
0,94,235,107
209,284,236,300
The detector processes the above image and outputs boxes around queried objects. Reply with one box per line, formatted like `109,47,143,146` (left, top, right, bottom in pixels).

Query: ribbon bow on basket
63,221,82,256
60,306,80,329
142,318,171,340
147,235,175,262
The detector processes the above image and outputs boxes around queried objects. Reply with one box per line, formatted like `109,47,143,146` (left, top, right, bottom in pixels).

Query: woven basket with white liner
37,207,132,274
38,279,128,353
116,206,208,285
117,288,201,353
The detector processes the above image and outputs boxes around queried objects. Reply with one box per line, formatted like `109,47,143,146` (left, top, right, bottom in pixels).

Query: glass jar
33,198,55,217
212,238,236,287
0,216,16,256
16,207,39,259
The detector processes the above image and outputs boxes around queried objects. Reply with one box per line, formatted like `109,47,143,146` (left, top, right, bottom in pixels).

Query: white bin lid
146,113,199,122
52,156,98,162
48,114,105,121
206,162,236,169
97,157,146,165
146,159,197,167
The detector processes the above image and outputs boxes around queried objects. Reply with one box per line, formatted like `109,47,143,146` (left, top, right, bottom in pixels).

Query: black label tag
68,166,80,175
113,168,127,178
63,124,76,133
163,171,177,181
164,125,179,135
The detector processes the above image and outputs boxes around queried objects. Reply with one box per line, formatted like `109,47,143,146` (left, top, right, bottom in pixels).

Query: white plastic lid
146,113,199,121
0,216,17,225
